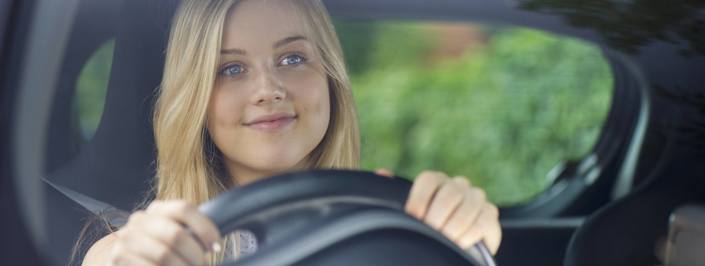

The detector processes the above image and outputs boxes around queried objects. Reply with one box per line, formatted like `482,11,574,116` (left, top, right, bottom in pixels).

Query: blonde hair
153,0,359,203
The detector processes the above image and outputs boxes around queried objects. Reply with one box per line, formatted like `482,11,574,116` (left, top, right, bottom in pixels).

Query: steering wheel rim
199,169,495,266
199,169,411,232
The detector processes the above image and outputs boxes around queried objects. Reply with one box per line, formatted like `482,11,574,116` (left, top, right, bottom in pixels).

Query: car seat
565,101,705,266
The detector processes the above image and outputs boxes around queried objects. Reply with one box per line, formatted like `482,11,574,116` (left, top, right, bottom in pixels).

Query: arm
82,233,117,266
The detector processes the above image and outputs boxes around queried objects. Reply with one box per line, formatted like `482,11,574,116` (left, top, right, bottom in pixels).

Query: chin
252,154,305,174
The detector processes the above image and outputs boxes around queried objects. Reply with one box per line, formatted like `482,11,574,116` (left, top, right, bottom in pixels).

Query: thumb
374,168,395,178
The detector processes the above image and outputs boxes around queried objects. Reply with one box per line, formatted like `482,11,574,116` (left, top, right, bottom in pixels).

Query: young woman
83,0,501,265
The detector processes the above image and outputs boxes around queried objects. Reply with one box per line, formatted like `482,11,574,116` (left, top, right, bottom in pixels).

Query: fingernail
212,242,222,253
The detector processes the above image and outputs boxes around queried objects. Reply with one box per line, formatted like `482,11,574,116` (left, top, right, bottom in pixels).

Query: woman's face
208,0,330,184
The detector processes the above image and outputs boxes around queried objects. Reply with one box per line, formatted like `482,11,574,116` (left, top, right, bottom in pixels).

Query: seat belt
42,178,130,227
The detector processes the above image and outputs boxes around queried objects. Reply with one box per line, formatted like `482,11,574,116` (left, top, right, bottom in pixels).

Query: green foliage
337,21,612,205
75,40,114,140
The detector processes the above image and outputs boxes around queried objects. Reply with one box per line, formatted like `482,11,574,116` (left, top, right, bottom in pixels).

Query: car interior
2,0,705,265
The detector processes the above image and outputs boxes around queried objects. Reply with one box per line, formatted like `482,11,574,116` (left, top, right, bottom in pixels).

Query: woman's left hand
375,169,502,254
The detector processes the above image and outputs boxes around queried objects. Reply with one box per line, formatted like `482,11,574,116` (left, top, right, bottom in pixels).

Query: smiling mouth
244,115,297,131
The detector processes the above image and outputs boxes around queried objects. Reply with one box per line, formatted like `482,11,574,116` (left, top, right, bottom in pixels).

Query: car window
73,20,612,207
337,21,613,206
75,39,114,141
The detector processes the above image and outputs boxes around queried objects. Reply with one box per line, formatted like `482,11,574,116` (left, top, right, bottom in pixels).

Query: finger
441,187,485,240
147,201,221,251
424,178,468,229
374,168,394,178
457,203,500,252
405,171,447,219
485,216,502,255
452,176,470,188
120,227,190,266
133,213,207,266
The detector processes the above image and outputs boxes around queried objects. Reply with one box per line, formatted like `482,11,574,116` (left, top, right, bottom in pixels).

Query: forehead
222,0,309,48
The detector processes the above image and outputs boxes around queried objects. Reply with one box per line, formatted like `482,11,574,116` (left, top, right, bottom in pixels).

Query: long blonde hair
153,0,359,204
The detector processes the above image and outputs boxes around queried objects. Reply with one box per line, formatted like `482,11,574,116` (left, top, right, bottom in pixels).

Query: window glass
336,21,613,206
74,39,114,140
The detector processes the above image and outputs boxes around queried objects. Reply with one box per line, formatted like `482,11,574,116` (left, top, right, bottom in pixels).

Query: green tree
338,21,612,205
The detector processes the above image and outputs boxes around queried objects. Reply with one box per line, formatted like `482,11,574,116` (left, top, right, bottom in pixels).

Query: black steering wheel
199,170,496,266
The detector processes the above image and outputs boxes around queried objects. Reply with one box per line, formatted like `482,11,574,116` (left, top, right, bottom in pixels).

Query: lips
243,113,297,131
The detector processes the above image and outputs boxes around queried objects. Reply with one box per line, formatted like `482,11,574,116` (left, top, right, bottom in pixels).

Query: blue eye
280,54,306,66
219,64,244,77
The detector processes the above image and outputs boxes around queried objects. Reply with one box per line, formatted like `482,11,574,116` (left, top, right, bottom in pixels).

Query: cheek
309,85,331,144
319,90,331,128
207,84,246,135
289,72,330,128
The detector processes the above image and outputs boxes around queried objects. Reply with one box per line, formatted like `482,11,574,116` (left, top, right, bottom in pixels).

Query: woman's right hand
99,200,221,266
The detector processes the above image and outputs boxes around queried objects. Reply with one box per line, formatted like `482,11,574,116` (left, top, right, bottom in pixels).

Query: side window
74,39,114,141
336,21,613,206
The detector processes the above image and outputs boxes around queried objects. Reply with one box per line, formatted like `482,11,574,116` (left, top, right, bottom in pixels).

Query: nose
251,69,286,105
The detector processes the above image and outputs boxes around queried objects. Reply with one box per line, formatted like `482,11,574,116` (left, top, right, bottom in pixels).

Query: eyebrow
273,35,308,49
220,48,246,55
220,35,309,55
